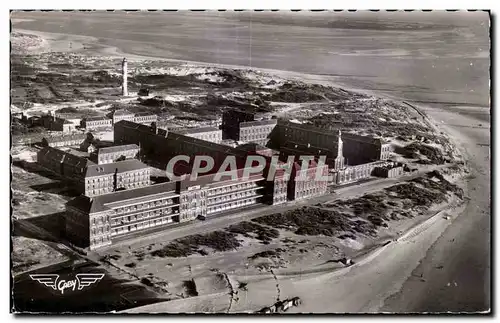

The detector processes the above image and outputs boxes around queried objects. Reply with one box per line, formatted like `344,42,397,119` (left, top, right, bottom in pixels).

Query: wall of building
239,121,277,146
65,206,91,248
97,148,140,164
288,163,329,201
222,110,255,140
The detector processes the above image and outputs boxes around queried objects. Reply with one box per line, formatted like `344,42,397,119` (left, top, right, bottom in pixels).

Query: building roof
240,119,277,128
44,133,87,143
173,126,220,135
85,159,149,178
66,181,178,214
235,142,270,153
84,116,111,122
38,146,96,168
98,144,140,155
134,112,157,117
113,109,134,116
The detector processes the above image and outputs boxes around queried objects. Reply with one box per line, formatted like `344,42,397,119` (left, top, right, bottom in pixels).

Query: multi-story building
97,144,140,164
171,126,222,144
239,119,277,146
84,159,151,197
270,120,388,168
110,109,135,124
65,169,267,250
221,109,256,140
133,112,157,125
288,159,329,201
66,181,179,250
37,146,150,197
81,116,113,130
41,133,89,148
37,147,95,192
40,113,75,133
372,161,404,178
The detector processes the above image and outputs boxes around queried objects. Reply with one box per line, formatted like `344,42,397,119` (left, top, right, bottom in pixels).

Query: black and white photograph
9,9,491,314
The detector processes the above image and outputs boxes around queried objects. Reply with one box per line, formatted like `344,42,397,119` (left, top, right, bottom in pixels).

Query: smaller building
332,161,384,185
37,146,96,189
97,144,140,164
133,112,158,125
110,109,135,125
373,162,404,178
172,126,222,144
42,133,89,148
81,116,113,130
40,113,75,133
84,159,151,197
239,119,277,146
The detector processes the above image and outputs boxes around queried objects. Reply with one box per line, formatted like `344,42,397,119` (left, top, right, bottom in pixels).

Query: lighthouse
122,58,128,96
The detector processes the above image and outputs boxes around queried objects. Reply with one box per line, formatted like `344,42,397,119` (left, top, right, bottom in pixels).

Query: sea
11,11,490,109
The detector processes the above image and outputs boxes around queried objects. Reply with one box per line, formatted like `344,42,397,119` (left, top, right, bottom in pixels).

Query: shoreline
12,28,489,122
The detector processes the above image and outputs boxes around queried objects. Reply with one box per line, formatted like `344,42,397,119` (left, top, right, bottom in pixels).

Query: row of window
112,208,175,226
111,216,174,236
207,182,258,196
114,198,176,215
91,235,110,247
207,197,258,214
296,187,325,198
240,126,274,135
91,225,109,236
208,189,258,205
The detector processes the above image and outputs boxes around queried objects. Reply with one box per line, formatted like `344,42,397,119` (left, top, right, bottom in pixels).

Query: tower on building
122,58,128,96
334,129,345,170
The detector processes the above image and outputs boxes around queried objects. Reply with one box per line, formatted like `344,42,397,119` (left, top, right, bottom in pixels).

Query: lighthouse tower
122,58,128,96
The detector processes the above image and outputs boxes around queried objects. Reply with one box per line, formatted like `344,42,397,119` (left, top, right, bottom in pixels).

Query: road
94,164,447,255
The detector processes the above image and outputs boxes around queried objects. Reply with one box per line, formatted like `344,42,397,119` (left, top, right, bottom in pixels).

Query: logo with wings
29,273,105,294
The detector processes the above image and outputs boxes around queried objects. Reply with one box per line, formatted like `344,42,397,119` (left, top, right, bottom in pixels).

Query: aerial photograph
10,10,490,313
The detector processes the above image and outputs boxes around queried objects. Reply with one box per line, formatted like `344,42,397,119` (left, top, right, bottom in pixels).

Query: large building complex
37,146,150,197
61,109,400,250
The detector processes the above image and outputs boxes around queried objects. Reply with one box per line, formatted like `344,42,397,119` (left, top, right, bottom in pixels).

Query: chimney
151,122,158,135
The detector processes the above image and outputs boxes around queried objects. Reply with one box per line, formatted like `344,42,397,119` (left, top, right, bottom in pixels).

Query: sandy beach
10,16,491,312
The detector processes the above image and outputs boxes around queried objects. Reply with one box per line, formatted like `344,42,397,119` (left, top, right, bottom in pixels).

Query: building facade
65,171,267,250
221,110,256,140
42,133,89,148
40,113,75,133
84,159,151,197
288,160,329,201
81,116,113,130
172,126,223,144
111,109,135,124
133,112,157,125
239,119,277,146
97,144,140,164
37,147,95,193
